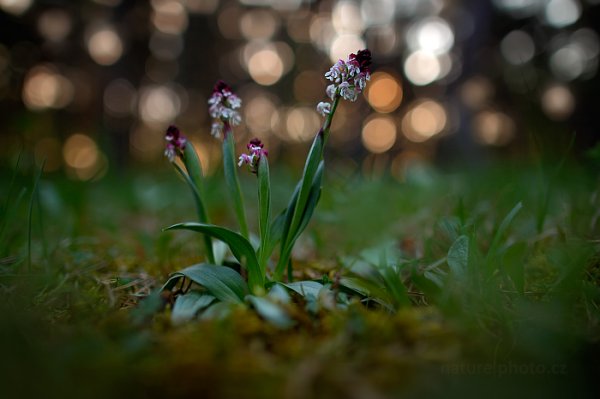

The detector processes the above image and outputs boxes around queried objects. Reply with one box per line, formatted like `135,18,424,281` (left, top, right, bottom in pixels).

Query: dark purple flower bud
238,138,268,173
164,125,187,162
350,49,372,73
213,80,232,96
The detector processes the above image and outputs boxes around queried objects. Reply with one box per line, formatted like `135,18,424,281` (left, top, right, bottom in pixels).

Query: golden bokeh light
247,48,284,86
402,100,447,143
541,84,575,121
0,0,32,16
245,95,278,133
407,17,454,55
365,71,403,113
87,26,123,66
361,115,397,153
309,13,335,52
37,9,72,43
152,0,189,35
138,85,181,124
332,1,364,35
329,34,366,63
240,9,279,40
472,110,515,146
22,65,74,111
285,107,320,142
404,50,441,86
63,134,106,180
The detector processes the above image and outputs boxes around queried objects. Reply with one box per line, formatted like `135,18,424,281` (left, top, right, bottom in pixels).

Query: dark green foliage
1,162,599,398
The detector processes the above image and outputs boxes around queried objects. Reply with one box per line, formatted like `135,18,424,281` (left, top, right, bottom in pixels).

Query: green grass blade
164,263,248,303
257,158,271,271
222,133,249,239
172,162,215,264
486,202,523,264
165,222,263,290
28,159,45,272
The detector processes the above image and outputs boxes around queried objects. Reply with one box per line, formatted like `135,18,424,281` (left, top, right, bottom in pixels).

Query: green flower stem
172,161,215,265
322,95,341,144
273,95,341,280
257,157,271,276
222,126,249,239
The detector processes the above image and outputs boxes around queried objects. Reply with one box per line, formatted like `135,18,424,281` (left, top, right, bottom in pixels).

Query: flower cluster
164,125,187,162
317,49,372,116
238,138,268,174
208,80,242,138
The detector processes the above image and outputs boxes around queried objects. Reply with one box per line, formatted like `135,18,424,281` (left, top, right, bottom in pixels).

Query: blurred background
0,0,599,181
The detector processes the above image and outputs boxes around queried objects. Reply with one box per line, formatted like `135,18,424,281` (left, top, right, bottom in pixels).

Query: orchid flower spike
164,125,187,162
238,138,268,174
208,80,242,139
317,49,372,116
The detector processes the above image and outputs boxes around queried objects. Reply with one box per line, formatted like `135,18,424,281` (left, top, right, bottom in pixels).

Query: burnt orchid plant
160,50,372,326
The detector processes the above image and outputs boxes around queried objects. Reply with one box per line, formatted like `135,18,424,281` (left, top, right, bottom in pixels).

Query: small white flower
316,101,331,116
339,81,358,101
227,94,241,109
326,84,337,100
211,121,223,138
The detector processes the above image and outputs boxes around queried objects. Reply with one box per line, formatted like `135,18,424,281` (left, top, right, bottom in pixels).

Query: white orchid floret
238,152,256,167
316,101,331,116
326,84,337,100
211,121,223,138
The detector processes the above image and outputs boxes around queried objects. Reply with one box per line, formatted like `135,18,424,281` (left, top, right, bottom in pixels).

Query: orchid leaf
447,235,469,280
171,291,216,324
163,263,248,303
246,295,295,329
279,280,324,300
165,222,263,290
